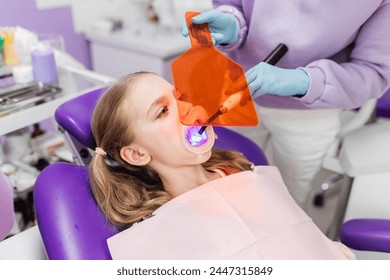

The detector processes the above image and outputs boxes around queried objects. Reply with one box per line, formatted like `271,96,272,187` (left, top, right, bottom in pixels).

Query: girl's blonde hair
89,72,253,228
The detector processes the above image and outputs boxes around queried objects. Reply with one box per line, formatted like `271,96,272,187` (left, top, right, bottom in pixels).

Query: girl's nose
184,105,208,125
176,99,208,125
176,99,193,122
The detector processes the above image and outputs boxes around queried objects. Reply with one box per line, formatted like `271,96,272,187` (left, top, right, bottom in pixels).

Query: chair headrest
55,87,107,149
213,127,268,166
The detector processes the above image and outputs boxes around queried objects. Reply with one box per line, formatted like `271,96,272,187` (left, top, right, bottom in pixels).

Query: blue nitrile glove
246,62,310,98
181,10,239,45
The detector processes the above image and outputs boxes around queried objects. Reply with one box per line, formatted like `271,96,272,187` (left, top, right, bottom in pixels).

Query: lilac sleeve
299,2,390,109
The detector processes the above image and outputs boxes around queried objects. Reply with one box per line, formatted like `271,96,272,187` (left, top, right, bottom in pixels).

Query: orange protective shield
172,11,258,127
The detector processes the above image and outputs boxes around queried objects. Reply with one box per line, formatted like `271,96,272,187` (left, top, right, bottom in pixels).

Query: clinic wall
0,0,91,68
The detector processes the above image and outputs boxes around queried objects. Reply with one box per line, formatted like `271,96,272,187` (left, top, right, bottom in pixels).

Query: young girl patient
89,71,354,260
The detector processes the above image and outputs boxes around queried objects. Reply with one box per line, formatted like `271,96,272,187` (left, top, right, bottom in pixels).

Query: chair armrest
340,219,390,253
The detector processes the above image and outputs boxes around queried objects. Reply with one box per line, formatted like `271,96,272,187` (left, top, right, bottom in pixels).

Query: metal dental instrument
0,83,61,118
198,43,288,134
0,82,61,106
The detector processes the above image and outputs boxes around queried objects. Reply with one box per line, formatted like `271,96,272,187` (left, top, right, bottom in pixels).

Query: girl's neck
157,164,222,198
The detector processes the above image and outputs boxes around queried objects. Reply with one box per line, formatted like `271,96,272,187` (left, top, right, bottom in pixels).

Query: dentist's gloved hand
246,63,310,98
181,10,239,45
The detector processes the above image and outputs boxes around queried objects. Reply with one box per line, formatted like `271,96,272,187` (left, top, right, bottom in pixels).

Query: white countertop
0,67,114,136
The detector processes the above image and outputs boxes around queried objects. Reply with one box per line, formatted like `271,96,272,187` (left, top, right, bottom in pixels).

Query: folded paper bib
107,166,349,260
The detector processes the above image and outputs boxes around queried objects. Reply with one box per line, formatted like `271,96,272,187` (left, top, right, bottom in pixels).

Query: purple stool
0,171,14,240
340,219,390,253
34,87,268,259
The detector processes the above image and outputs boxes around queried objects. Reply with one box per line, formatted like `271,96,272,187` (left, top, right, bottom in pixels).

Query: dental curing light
182,125,215,154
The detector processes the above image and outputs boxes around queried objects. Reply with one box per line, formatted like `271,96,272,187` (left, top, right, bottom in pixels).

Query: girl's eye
157,106,169,118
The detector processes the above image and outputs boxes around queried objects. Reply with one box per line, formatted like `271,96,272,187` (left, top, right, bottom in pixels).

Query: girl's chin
192,149,212,163
178,148,212,164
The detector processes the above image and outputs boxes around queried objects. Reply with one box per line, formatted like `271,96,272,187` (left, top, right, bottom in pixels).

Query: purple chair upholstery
55,87,107,148
34,163,118,259
34,87,268,259
376,89,390,119
340,219,390,253
0,171,14,240
213,127,268,165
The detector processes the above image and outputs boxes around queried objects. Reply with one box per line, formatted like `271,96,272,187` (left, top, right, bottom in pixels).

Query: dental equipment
0,82,62,116
198,43,288,134
180,104,215,154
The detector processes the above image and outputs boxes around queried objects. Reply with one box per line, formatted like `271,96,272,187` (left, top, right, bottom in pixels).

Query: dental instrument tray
0,82,62,115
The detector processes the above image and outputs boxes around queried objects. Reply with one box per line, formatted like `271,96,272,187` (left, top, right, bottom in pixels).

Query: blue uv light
185,126,209,147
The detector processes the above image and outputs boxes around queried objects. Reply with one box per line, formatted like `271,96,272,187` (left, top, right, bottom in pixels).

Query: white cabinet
86,29,190,83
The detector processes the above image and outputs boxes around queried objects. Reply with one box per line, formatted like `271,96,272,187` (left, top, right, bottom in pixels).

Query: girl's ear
120,145,151,166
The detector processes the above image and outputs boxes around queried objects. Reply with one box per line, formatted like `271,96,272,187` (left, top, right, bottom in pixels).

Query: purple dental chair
34,87,268,260
340,219,390,254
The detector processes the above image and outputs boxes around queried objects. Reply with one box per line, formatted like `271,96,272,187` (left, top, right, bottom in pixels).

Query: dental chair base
0,226,47,259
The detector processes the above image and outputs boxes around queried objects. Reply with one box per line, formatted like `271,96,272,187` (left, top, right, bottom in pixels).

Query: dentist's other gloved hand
181,10,239,45
246,62,310,98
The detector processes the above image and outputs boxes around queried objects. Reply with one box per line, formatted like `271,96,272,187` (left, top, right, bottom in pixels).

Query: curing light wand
198,43,288,134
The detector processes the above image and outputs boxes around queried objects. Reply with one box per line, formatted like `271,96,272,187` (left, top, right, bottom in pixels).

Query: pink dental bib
108,166,350,260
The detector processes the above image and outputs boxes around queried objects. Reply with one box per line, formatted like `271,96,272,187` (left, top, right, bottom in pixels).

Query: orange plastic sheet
172,11,259,127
